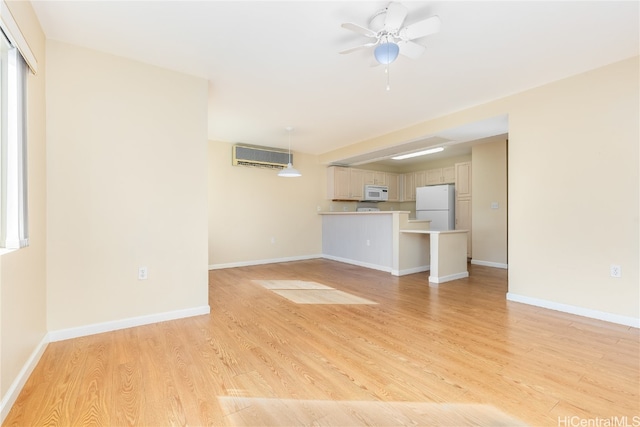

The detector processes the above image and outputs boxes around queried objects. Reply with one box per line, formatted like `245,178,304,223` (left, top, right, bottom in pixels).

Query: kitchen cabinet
456,198,472,258
402,172,415,201
364,170,387,186
386,173,399,201
443,167,455,183
402,171,426,201
455,162,472,198
349,169,365,200
328,166,350,199
329,166,454,203
455,162,472,257
426,167,455,185
426,169,441,185
327,167,398,201
327,166,365,200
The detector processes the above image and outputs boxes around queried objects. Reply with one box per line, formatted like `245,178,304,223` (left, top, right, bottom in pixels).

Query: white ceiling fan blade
401,15,441,40
398,40,426,59
384,2,408,31
341,22,377,38
339,42,378,55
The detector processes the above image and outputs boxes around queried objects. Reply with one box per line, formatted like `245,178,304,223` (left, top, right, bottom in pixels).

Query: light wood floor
4,260,639,426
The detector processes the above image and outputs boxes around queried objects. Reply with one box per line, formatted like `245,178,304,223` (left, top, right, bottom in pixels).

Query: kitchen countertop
318,210,411,215
401,229,467,234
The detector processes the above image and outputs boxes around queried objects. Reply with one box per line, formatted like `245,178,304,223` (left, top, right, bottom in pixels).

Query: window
0,29,28,249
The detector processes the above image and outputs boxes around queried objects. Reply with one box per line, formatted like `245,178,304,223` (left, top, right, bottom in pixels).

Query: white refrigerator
415,184,456,230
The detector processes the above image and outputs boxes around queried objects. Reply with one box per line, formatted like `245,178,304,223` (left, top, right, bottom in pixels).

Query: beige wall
507,57,638,318
471,138,508,265
46,41,209,330
208,140,324,267
0,0,47,400
322,56,639,320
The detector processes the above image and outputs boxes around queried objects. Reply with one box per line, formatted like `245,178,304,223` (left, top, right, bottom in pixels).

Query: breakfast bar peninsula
319,211,468,283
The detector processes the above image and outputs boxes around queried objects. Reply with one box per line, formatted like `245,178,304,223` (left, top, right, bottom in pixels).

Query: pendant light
278,126,301,178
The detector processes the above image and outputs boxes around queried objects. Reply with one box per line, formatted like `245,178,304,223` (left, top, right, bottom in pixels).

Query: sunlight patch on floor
218,397,528,426
253,279,334,290
252,280,377,304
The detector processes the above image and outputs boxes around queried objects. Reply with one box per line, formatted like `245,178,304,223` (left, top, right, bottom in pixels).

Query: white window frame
0,32,28,249
0,1,35,251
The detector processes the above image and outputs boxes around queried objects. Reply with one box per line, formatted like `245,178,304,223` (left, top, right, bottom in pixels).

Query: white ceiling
31,1,639,163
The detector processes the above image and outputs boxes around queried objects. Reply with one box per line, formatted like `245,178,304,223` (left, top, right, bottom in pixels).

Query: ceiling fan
339,2,441,65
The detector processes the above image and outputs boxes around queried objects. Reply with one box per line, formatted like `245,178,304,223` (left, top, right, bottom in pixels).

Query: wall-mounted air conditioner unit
232,144,291,169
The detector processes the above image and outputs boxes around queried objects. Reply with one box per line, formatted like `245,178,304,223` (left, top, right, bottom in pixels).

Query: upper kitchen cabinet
386,173,400,202
401,167,454,201
426,167,455,185
364,170,387,186
327,166,365,200
328,166,399,201
328,166,350,199
415,170,427,188
455,162,472,199
402,172,416,201
350,169,365,200
402,171,426,201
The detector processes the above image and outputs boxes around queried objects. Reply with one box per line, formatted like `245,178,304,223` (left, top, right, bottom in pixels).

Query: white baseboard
321,255,392,273
392,265,429,276
506,293,640,328
209,254,321,270
48,305,211,342
429,271,470,284
1,334,49,424
471,259,508,269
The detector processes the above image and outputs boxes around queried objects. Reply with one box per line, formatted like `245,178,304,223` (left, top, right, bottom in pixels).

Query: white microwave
363,185,389,202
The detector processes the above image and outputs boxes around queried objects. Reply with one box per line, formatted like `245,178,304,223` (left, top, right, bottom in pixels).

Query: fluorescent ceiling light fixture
392,147,444,160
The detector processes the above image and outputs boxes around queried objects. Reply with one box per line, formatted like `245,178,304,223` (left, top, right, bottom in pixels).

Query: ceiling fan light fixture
374,41,399,64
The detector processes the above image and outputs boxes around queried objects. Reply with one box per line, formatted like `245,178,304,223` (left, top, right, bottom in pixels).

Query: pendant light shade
278,127,301,178
278,163,301,177
374,42,399,64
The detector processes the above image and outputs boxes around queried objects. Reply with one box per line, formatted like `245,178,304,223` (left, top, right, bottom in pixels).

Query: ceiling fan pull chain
386,65,391,91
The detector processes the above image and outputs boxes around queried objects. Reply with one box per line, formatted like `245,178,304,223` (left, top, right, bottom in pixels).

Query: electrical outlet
366,239,371,246
138,266,148,280
610,265,621,278
271,237,275,244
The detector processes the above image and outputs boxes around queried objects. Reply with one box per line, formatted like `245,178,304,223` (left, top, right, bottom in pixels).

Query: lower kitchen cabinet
455,197,472,258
